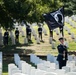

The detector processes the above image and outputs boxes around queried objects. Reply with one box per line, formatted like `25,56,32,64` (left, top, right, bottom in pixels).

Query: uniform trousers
39,33,42,40
58,60,67,69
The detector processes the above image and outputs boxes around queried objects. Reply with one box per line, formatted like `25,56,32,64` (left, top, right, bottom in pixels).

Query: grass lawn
3,56,14,75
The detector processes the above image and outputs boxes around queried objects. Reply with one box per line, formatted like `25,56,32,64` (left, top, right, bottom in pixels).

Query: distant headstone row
65,16,76,28
71,15,76,22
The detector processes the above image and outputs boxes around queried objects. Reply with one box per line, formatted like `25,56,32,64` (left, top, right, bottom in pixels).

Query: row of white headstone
65,16,76,42
71,15,76,22
65,16,76,28
38,23,76,44
14,53,36,75
13,53,76,75
54,25,76,42
13,53,59,75
30,54,76,75
47,54,76,74
64,25,76,42
52,23,76,43
8,63,27,75
8,52,76,75
0,52,2,75
30,54,58,67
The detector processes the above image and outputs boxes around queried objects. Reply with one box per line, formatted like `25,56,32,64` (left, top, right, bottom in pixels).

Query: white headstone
30,68,36,75
69,19,73,26
64,26,69,31
72,23,75,28
22,63,31,75
56,29,59,35
47,54,54,62
21,30,25,37
18,25,22,34
64,41,69,48
74,38,76,43
55,69,65,75
74,16,76,22
30,25,40,43
42,27,47,35
71,33,75,39
65,16,69,23
66,72,76,75
71,15,74,20
49,37,52,44
67,28,71,35
62,66,70,73
35,69,46,75
52,41,55,49
24,38,28,44
12,73,27,75
10,31,15,45
68,55,73,61
11,69,21,75
37,38,40,44
44,72,57,75
59,33,63,38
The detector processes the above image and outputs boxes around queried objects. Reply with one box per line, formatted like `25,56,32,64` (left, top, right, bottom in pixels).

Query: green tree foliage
0,3,14,30
28,0,63,23
62,0,76,16
0,0,63,29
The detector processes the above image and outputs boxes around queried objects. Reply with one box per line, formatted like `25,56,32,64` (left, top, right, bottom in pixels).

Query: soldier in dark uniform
26,26,31,41
4,30,9,45
57,37,68,69
38,26,42,41
15,28,19,43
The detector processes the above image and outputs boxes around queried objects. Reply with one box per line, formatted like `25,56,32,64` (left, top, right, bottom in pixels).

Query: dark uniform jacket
15,30,19,36
57,44,68,61
38,28,42,34
26,27,31,35
4,31,9,38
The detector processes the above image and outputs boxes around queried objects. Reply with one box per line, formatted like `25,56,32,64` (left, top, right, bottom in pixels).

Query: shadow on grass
40,40,45,43
3,55,36,73
3,56,14,73
0,43,35,55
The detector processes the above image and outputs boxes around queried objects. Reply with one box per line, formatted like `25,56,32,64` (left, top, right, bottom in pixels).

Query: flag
43,7,64,30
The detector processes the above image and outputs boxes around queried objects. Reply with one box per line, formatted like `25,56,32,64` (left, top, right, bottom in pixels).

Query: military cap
59,37,64,40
